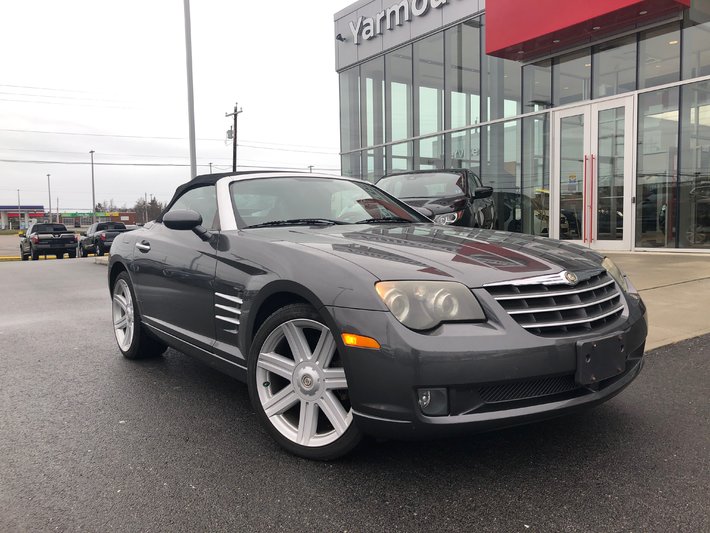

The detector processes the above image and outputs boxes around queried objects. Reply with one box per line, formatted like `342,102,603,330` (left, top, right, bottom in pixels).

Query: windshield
33,224,68,233
230,177,428,229
377,172,466,199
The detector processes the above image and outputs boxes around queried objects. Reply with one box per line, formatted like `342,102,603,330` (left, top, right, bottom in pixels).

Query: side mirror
473,186,493,200
163,209,212,241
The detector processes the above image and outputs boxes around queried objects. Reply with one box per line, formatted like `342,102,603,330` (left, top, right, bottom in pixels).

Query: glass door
551,96,634,250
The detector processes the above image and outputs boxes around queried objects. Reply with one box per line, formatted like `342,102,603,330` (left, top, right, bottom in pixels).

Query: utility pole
183,0,197,180
90,150,96,224
209,162,213,174
308,165,314,173
47,174,52,223
56,197,59,224
17,189,21,231
225,102,243,172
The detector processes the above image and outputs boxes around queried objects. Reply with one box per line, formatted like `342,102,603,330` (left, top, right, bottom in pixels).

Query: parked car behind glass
108,171,647,460
377,169,495,228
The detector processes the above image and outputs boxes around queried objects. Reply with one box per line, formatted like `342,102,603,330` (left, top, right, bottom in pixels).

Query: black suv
20,223,78,260
377,169,495,228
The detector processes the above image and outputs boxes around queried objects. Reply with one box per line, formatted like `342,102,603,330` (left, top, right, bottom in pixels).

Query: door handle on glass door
589,154,595,243
583,155,588,243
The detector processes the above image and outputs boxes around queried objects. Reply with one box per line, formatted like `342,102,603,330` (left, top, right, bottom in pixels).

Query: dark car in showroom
377,169,495,228
108,171,647,460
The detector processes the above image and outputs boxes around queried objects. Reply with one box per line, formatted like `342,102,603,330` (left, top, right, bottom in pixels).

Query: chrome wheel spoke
257,351,296,380
263,386,299,417
282,322,311,363
112,280,134,351
114,316,128,330
319,391,350,436
113,294,128,313
312,329,336,368
323,368,347,390
297,401,318,445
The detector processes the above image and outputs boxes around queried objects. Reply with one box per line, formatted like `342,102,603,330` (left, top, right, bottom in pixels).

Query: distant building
0,205,45,230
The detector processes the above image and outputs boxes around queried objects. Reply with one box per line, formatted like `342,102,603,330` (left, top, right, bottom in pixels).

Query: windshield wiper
244,218,347,229
354,217,414,224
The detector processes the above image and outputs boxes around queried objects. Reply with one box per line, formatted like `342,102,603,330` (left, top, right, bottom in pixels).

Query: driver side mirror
163,209,212,241
473,186,493,200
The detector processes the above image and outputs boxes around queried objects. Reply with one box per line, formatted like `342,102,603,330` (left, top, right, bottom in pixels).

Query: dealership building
334,0,710,251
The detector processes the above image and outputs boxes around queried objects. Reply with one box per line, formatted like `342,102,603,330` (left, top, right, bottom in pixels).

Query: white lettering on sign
348,0,448,45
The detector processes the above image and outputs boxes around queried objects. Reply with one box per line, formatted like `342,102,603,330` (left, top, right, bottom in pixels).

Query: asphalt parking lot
1,260,708,532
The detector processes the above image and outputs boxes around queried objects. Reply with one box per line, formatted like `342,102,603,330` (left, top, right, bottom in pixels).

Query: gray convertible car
108,171,647,460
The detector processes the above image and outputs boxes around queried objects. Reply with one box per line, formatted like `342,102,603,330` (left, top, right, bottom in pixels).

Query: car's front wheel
112,272,167,360
248,304,361,460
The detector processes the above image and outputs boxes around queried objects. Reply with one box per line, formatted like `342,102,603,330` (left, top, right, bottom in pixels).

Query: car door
131,185,220,352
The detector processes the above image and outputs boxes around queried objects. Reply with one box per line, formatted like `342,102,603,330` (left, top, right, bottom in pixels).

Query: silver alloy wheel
256,318,352,448
112,279,135,352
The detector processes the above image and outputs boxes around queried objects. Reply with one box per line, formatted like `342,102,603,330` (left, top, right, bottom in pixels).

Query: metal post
183,0,197,180
47,174,52,223
209,162,213,174
144,192,148,224
308,165,314,173
17,189,21,231
90,150,96,224
225,102,243,172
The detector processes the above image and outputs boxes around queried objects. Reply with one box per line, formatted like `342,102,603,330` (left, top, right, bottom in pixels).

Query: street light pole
17,189,21,231
90,150,96,224
47,174,52,223
183,0,197,180
225,102,243,172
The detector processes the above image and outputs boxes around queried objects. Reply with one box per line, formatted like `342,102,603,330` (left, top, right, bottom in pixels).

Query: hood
248,224,606,287
401,195,467,216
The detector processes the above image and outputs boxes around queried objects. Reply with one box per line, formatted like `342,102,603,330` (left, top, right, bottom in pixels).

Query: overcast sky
0,0,354,211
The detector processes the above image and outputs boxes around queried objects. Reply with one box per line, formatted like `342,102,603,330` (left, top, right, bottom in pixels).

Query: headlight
433,211,463,225
602,257,628,292
375,281,485,330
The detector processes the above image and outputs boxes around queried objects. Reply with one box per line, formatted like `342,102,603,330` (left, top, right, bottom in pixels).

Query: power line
0,128,340,154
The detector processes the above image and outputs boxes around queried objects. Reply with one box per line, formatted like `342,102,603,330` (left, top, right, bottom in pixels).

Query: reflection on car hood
401,195,468,215
252,224,605,286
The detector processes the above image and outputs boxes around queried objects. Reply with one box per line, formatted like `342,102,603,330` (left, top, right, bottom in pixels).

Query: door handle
135,241,151,253
583,155,588,243
589,154,595,243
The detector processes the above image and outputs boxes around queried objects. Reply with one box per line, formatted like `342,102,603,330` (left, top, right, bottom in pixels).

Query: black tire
31,248,39,261
96,244,105,257
56,253,64,259
21,247,28,261
77,245,84,258
248,303,361,460
112,272,168,360
68,251,76,259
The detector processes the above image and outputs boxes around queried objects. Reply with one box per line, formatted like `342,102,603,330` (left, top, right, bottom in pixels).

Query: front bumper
327,292,647,440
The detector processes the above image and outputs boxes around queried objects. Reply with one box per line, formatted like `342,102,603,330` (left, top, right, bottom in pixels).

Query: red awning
486,0,690,60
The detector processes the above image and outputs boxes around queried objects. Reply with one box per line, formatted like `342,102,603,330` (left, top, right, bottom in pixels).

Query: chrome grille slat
491,278,615,300
518,305,625,329
486,271,624,337
507,292,620,315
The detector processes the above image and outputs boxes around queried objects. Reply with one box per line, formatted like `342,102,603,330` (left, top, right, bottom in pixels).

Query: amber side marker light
341,333,381,350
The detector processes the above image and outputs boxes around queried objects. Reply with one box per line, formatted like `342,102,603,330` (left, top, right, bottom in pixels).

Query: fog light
417,387,448,416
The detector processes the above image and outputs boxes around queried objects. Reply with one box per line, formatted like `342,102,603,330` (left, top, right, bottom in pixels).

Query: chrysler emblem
564,271,578,285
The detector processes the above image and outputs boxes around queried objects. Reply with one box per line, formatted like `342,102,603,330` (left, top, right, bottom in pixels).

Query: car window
378,172,466,198
230,177,426,228
32,224,68,233
166,185,219,230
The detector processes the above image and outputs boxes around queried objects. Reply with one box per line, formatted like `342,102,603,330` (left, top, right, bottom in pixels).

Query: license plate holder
575,334,627,386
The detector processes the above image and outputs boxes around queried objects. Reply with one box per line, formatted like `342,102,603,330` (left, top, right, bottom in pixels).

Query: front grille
486,271,624,336
478,375,579,404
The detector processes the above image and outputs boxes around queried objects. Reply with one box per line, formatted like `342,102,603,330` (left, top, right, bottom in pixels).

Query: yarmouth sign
348,0,449,45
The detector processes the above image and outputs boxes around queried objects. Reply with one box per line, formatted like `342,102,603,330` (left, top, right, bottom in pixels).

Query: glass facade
338,8,710,251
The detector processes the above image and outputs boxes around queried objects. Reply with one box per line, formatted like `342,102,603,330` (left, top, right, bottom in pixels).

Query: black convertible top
160,171,292,221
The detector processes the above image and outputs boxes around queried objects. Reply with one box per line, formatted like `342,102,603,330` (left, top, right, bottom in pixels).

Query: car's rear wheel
21,247,28,261
96,244,104,256
31,248,39,261
248,304,361,460
112,272,167,359
77,245,84,258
